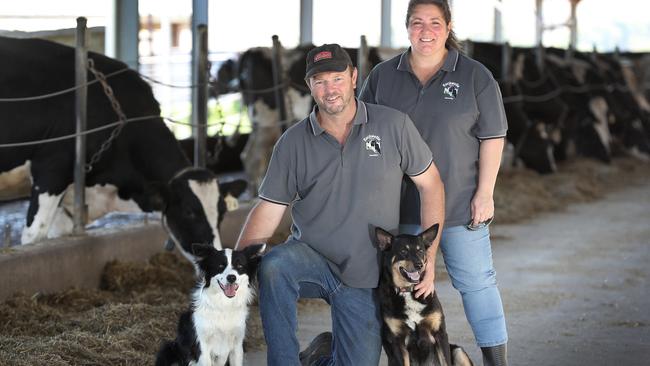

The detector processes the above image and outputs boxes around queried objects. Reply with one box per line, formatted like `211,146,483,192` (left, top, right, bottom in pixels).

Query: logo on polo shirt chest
442,81,460,100
363,135,381,157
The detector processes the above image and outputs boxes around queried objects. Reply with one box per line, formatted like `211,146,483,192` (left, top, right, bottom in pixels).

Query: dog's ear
242,243,267,259
191,243,216,260
375,227,394,251
419,223,439,248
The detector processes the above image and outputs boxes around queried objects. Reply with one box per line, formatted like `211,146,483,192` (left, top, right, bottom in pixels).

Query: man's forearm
411,163,446,297
412,164,446,254
236,199,287,249
420,181,445,261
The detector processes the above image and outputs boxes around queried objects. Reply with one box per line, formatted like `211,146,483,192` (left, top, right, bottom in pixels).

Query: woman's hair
405,0,461,51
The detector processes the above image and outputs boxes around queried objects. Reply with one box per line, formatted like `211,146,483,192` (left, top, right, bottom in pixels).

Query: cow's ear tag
224,194,239,211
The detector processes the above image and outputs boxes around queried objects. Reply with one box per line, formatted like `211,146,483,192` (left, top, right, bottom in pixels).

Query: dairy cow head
160,168,247,263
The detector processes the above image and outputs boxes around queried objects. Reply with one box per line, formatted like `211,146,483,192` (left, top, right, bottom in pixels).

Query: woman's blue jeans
257,240,382,366
401,224,508,347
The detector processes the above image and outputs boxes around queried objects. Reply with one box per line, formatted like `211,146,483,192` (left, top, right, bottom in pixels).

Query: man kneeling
235,43,445,366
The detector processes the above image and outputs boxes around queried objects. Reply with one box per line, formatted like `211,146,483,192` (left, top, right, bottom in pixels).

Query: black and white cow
469,42,650,173
0,36,241,260
212,44,389,193
469,41,558,173
178,133,249,175
543,47,615,163
587,52,650,159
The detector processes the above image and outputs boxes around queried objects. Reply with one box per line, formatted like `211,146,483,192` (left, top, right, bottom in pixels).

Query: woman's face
407,4,451,57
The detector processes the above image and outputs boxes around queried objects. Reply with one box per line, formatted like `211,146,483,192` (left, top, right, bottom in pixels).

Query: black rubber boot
299,331,332,366
481,343,508,366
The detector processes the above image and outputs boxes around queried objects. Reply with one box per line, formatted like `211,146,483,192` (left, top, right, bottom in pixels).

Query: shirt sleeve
400,114,434,176
257,138,297,205
474,77,508,140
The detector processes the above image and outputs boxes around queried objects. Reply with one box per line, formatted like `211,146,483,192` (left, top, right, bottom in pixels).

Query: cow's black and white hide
212,44,389,194
0,36,240,258
178,133,249,175
590,52,650,160
543,48,614,163
470,41,557,173
510,47,577,170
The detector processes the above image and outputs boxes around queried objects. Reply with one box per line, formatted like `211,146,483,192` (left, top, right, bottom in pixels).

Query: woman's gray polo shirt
360,48,508,227
258,100,433,288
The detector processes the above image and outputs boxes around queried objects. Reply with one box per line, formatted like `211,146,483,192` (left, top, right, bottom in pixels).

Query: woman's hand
470,192,494,226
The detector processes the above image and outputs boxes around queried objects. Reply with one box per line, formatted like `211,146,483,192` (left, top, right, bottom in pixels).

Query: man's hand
414,258,436,298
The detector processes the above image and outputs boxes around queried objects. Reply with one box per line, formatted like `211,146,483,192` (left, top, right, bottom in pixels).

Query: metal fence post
357,35,368,97
192,24,208,168
271,35,288,132
74,17,88,235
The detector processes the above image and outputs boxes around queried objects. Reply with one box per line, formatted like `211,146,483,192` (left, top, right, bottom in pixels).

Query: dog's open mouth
219,281,239,298
399,267,421,284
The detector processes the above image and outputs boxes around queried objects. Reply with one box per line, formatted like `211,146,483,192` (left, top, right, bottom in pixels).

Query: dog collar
395,285,415,294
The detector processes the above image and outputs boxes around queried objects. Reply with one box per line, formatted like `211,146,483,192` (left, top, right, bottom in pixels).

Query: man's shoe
481,343,508,366
299,331,332,366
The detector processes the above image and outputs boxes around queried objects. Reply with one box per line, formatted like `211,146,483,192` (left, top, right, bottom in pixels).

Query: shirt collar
309,98,368,136
396,47,460,73
443,47,460,72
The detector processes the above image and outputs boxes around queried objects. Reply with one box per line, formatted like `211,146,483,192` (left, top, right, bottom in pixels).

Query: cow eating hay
0,36,243,260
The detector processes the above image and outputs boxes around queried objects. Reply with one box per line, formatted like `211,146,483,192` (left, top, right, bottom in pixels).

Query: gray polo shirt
360,48,507,227
259,100,433,288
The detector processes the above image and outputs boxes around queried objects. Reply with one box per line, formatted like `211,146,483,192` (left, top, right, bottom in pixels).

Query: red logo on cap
314,51,332,62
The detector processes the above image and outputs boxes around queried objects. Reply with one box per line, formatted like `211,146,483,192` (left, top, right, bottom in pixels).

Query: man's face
308,66,357,116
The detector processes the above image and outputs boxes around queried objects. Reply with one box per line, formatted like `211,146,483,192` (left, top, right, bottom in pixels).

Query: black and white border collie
155,243,265,366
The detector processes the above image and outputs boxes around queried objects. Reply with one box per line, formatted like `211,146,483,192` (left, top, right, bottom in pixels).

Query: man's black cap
305,44,353,79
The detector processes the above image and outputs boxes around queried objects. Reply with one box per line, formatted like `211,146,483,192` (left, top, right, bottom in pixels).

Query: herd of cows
213,41,650,190
0,36,649,249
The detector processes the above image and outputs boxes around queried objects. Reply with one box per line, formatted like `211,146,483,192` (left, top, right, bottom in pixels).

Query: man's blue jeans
401,224,508,347
258,240,382,366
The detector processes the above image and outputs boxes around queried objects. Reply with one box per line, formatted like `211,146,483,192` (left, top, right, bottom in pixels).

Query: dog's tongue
406,270,421,282
220,283,239,298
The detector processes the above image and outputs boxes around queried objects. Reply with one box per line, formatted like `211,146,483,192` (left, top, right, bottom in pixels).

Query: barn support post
566,0,579,60
271,35,288,132
501,42,511,82
300,0,313,45
357,35,368,97
192,24,208,168
380,0,392,47
535,0,545,71
493,0,503,43
106,0,139,69
74,17,88,235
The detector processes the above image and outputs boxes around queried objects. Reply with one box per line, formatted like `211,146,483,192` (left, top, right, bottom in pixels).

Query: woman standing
360,1,508,365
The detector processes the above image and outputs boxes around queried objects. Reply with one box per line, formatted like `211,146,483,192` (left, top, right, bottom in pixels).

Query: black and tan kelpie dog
375,223,473,366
